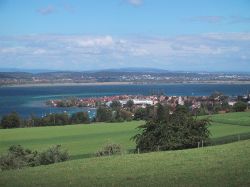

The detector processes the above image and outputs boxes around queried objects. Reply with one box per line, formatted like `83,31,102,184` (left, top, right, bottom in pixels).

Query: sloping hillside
1,140,250,187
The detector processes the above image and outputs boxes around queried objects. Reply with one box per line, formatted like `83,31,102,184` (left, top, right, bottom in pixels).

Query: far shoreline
0,82,133,88
1,81,250,88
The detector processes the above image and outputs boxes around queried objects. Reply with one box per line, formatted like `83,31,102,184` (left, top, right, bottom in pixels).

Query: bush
38,145,69,165
0,145,69,170
233,101,247,112
0,145,38,171
96,143,122,157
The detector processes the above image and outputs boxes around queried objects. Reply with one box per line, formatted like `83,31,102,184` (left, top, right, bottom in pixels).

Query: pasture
0,139,250,187
206,111,250,126
1,112,250,159
0,121,144,159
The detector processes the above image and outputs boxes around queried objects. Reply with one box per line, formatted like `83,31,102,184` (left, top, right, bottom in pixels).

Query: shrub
96,143,122,157
38,145,69,165
0,145,69,171
0,145,38,171
233,101,247,112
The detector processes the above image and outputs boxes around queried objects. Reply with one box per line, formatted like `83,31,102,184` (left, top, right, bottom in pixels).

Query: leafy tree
126,100,134,111
119,109,133,121
110,100,122,109
43,113,70,126
0,112,21,129
134,108,147,120
71,112,89,124
175,104,189,114
145,105,154,120
96,107,112,122
132,108,210,153
233,101,247,112
196,104,209,116
154,103,169,122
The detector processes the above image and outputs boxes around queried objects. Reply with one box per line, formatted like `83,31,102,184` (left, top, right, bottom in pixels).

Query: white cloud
76,36,114,47
0,33,250,71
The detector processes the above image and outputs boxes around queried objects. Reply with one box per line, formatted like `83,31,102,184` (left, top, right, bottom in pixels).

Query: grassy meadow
206,111,250,126
1,112,250,159
0,121,144,159
1,112,250,186
0,139,250,187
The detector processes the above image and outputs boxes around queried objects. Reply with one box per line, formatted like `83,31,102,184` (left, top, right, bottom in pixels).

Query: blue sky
0,0,250,71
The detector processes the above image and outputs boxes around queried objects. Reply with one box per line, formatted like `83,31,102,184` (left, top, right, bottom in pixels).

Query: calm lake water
0,84,250,118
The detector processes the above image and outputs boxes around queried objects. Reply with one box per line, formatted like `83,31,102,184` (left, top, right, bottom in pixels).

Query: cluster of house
48,93,250,110
48,95,157,108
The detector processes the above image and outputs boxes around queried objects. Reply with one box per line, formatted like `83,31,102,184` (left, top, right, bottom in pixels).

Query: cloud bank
0,33,250,71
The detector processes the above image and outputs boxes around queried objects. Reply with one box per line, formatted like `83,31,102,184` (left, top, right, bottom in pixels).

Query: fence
210,132,250,146
70,132,250,160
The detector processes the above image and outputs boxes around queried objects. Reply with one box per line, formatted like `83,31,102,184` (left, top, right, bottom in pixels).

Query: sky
0,0,250,72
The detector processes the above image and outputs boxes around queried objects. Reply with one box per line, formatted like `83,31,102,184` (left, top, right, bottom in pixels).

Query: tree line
0,112,90,129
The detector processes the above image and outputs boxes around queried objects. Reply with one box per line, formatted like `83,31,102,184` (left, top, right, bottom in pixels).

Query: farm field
205,111,250,126
1,112,250,159
0,139,250,187
0,121,144,159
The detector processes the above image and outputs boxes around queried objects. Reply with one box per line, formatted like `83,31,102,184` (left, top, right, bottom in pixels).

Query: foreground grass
1,140,250,187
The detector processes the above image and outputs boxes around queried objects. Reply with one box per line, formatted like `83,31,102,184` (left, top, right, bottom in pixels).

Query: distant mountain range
0,67,169,74
97,67,169,73
0,68,58,74
1,67,250,75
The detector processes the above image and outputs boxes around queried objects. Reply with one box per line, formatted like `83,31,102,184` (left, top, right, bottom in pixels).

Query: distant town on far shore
1,68,250,86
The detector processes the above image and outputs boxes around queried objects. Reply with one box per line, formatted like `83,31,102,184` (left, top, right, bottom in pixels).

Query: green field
1,112,250,186
1,112,250,159
205,111,250,126
1,139,250,187
0,121,144,158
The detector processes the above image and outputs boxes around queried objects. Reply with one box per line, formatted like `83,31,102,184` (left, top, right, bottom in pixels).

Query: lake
0,84,250,118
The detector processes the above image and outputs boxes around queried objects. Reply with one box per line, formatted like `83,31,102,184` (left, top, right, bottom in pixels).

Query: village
47,92,250,115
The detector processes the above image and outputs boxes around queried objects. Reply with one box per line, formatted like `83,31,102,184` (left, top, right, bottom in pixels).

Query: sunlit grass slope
0,140,250,187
